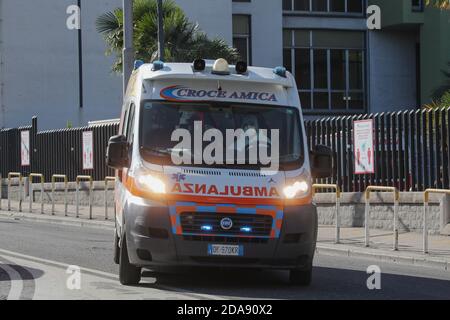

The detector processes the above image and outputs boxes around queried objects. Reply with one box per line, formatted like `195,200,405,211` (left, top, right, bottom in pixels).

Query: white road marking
0,248,225,300
0,260,24,300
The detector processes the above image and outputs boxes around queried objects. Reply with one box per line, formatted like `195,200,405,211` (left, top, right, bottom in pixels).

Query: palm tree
432,62,450,100
426,0,450,9
96,0,239,73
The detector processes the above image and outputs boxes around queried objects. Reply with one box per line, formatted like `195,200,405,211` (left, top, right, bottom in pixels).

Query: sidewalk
317,226,450,271
1,199,449,271
0,199,114,229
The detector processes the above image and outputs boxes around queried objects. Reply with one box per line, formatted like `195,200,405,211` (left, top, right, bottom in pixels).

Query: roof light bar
134,60,144,70
212,58,230,75
235,61,248,74
152,60,165,71
273,66,287,78
192,59,206,72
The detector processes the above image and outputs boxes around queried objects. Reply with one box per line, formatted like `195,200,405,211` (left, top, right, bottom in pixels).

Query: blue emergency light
201,225,213,232
152,60,165,71
273,66,287,78
240,226,252,233
134,60,144,70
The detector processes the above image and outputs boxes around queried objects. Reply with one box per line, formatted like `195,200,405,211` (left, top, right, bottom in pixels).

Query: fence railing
2,107,449,192
305,107,450,192
0,117,119,182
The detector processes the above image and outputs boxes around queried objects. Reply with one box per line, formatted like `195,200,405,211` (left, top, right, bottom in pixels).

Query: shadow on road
139,266,450,300
0,264,44,281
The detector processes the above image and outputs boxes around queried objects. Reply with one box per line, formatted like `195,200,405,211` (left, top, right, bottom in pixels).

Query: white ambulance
107,58,332,286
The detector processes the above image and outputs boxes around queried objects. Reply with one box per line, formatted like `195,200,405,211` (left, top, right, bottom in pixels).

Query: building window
233,15,252,64
283,29,366,112
411,0,424,11
283,0,364,14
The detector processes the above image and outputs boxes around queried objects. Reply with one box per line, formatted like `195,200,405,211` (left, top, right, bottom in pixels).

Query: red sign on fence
353,119,375,175
21,130,30,167
82,131,94,170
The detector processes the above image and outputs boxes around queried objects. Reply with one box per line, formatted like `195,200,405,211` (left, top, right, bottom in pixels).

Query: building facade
0,0,448,129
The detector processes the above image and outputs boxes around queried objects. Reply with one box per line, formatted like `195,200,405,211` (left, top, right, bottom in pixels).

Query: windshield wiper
140,147,172,157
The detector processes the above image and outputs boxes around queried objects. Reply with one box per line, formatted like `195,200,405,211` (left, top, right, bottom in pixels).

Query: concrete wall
0,0,122,130
3,181,114,207
315,192,450,235
175,0,232,45
420,7,450,103
233,0,283,68
3,179,449,236
368,29,418,112
369,0,424,27
177,0,284,68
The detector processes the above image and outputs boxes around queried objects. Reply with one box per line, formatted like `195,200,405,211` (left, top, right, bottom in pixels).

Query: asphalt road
0,216,450,300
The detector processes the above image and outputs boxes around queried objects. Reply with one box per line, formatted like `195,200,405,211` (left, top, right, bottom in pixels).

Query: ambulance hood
162,165,286,204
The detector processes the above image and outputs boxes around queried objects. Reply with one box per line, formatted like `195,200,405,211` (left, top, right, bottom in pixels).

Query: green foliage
96,0,239,73
425,0,450,9
440,91,450,106
432,62,450,100
424,90,450,109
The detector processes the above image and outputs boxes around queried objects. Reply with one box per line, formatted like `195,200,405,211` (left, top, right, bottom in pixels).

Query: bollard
364,199,370,247
423,198,429,254
52,175,68,216
0,173,2,211
76,176,93,219
104,177,116,220
423,189,450,254
29,174,45,214
8,173,22,212
312,184,341,244
365,186,400,250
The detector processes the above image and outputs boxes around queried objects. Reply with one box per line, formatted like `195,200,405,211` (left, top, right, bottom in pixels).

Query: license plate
207,244,243,257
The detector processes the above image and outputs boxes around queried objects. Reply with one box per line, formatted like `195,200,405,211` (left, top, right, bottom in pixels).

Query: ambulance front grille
180,212,273,238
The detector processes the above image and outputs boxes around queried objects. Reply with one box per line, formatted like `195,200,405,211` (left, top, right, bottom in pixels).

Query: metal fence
306,107,450,192
0,117,119,182
2,107,449,189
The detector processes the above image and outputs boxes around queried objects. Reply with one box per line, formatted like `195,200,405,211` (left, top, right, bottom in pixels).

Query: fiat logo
220,217,233,230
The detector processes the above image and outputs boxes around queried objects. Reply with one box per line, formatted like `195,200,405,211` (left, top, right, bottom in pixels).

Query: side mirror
310,144,333,179
106,135,130,169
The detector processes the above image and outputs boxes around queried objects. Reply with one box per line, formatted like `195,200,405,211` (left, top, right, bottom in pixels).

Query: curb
0,211,115,230
316,243,449,272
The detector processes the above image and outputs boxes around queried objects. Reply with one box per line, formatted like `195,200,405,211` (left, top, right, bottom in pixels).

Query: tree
432,62,450,100
425,0,450,9
96,0,239,73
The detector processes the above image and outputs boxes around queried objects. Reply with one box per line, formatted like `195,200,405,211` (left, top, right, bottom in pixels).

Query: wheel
119,235,142,285
113,230,120,265
289,268,312,286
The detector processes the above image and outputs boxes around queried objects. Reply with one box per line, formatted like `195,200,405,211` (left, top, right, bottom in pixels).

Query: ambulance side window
125,104,135,143
125,104,136,159
121,107,129,136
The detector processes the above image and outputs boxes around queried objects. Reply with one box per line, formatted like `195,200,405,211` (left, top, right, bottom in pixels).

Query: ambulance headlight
283,181,309,199
134,167,166,194
212,58,230,75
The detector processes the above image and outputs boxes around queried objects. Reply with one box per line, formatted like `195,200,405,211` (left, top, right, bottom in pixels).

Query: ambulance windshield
139,101,304,170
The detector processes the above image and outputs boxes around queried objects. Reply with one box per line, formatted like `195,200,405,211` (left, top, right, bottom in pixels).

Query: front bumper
124,200,318,270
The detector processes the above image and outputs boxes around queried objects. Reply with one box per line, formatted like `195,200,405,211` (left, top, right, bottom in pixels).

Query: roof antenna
217,81,222,91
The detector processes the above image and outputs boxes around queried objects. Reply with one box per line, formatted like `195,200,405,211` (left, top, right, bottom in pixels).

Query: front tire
289,268,312,286
119,235,142,285
113,230,120,264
